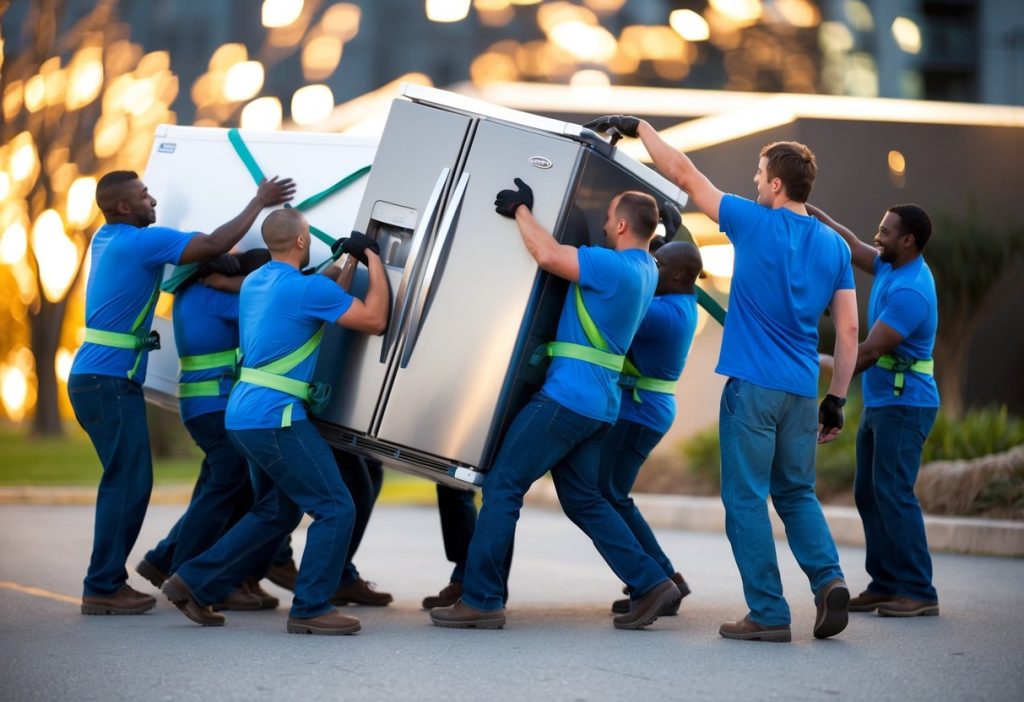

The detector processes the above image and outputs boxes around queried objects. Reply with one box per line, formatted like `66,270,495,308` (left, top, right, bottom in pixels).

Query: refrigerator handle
380,167,450,364
399,171,470,368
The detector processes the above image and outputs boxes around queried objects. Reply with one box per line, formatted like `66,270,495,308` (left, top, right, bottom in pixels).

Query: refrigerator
312,84,689,489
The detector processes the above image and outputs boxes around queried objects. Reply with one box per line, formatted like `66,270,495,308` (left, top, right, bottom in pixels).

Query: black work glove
338,231,380,266
583,115,641,138
494,178,534,218
659,200,681,242
197,253,241,279
818,394,846,442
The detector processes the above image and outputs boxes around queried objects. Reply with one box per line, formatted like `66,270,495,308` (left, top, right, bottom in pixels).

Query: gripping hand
494,178,534,218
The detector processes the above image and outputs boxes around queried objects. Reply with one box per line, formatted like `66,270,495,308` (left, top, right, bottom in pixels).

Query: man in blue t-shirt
587,115,859,642
161,208,389,636
71,170,295,616
430,183,683,631
136,249,277,612
600,240,702,617
808,203,941,618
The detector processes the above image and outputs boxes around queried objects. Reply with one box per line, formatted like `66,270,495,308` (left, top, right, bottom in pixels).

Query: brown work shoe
849,590,897,612
430,599,506,629
612,579,681,630
331,577,393,607
612,571,691,615
161,574,225,627
135,558,168,589
719,614,792,642
877,597,939,618
813,578,850,639
422,581,463,609
212,584,263,612
245,578,279,610
266,560,298,592
287,608,361,635
81,585,156,615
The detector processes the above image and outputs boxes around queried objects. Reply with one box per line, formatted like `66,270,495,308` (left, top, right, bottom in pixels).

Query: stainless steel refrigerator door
374,119,583,466
313,100,473,433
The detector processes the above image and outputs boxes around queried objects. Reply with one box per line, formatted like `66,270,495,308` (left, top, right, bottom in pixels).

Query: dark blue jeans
145,412,253,575
69,374,153,596
175,421,355,618
719,379,844,626
855,405,939,602
436,484,478,583
461,393,667,612
596,419,675,578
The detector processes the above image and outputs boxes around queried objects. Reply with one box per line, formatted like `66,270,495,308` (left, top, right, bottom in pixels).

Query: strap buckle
137,329,161,351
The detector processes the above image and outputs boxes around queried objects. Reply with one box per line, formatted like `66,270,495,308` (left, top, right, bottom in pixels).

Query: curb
0,485,195,506
523,480,1024,558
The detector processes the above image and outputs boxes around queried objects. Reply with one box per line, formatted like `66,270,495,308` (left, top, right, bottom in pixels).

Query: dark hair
614,191,658,239
759,141,816,203
888,204,932,250
96,170,139,192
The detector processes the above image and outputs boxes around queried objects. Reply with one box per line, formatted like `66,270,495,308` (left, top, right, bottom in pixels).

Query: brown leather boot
266,560,298,592
161,574,225,627
212,585,263,612
849,590,897,612
813,578,850,639
612,579,681,630
81,585,156,615
287,609,361,635
135,558,168,589
422,581,462,609
877,597,939,617
719,614,792,642
245,578,279,610
430,600,505,629
330,578,393,606
611,571,691,615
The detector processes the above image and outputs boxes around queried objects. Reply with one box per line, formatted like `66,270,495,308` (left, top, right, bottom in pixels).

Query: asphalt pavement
1,502,1022,701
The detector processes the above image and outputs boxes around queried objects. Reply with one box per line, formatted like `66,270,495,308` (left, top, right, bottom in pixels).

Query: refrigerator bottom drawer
314,421,485,489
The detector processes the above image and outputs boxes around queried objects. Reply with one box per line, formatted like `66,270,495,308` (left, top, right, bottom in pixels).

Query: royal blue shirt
72,223,194,383
226,262,353,430
542,246,657,423
618,293,698,433
174,283,241,422
716,195,854,398
863,256,940,408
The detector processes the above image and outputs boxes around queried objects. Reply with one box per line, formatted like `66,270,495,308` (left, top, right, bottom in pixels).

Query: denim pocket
68,381,103,426
546,404,598,447
723,377,741,416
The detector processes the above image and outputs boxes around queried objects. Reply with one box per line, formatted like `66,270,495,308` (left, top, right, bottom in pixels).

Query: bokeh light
291,84,334,125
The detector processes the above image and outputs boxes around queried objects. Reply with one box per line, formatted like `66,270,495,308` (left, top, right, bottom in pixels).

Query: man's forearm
830,332,858,398
205,197,265,253
363,255,390,331
638,121,697,192
514,205,558,267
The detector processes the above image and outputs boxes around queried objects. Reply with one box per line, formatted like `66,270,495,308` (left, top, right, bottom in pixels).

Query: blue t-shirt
174,283,241,422
863,256,940,408
715,195,854,398
618,293,698,433
71,223,194,383
542,246,657,423
226,262,353,430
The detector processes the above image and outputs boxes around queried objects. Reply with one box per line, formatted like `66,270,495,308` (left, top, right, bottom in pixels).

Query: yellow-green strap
257,327,324,374
537,342,625,372
238,367,311,401
620,356,678,402
180,348,239,372
876,354,933,396
236,326,330,426
573,284,609,351
83,328,147,349
179,380,223,398
85,279,162,380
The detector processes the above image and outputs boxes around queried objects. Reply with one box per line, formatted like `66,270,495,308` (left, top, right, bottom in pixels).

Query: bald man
162,210,389,636
594,240,703,616
72,169,294,616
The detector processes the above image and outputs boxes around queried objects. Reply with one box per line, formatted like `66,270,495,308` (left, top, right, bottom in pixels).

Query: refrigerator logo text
528,156,553,170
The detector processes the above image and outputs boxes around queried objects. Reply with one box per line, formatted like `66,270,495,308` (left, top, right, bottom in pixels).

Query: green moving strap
83,279,162,380
532,285,626,373
236,326,331,427
876,353,933,396
696,286,727,326
177,347,240,399
620,356,678,403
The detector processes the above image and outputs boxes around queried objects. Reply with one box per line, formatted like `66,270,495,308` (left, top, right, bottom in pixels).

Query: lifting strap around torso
236,326,331,427
178,348,240,399
875,353,934,396
532,284,627,373
83,279,162,380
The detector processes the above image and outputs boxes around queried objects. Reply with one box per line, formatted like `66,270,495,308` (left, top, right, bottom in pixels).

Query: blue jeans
146,412,253,575
596,420,675,578
461,393,667,612
855,405,938,602
719,378,844,626
175,421,355,618
68,374,153,596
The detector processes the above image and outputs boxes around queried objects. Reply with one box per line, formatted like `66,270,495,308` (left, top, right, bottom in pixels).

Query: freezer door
375,119,583,467
313,100,473,434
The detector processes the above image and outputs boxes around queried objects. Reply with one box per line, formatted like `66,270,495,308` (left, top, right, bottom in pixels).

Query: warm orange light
241,97,283,130
670,10,711,41
9,132,38,183
0,220,28,265
470,52,520,85
208,43,248,72
66,176,98,228
426,0,471,23
262,0,304,28
32,209,80,303
94,113,128,158
301,36,343,81
223,61,265,101
321,3,361,40
3,80,23,120
291,84,334,125
66,47,104,110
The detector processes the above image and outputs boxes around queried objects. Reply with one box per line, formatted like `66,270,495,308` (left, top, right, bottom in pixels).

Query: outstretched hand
256,176,297,207
583,115,641,138
494,177,534,218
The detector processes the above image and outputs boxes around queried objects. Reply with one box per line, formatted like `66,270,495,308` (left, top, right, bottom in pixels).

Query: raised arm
495,178,580,282
336,251,388,335
179,177,296,264
818,288,858,444
585,115,724,223
805,203,877,274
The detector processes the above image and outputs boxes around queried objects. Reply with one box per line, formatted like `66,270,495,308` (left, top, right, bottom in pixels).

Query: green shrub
923,405,1024,463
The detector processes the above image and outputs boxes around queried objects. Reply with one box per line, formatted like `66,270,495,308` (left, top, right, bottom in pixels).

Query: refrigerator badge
528,156,553,170
158,142,176,153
